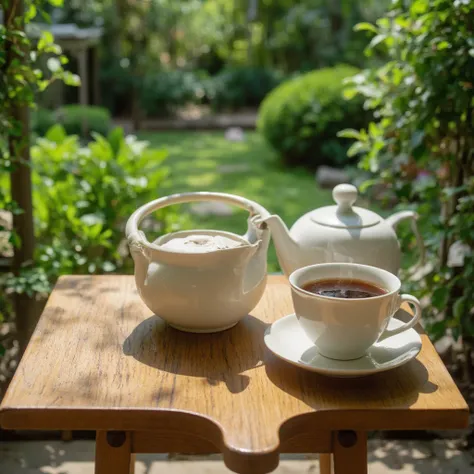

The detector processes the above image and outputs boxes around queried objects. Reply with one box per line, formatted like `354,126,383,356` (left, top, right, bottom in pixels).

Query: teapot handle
386,211,425,272
125,192,271,252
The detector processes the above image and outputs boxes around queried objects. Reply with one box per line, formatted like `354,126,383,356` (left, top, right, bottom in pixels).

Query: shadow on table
55,275,122,303
123,314,268,394
265,353,438,411
265,306,438,413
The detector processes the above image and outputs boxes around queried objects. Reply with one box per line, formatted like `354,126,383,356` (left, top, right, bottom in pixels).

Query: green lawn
138,131,333,272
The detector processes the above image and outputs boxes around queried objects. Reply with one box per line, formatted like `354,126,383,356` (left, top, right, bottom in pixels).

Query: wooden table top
1,275,468,455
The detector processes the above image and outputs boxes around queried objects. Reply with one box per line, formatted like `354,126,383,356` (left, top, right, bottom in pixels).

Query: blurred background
1,0,473,471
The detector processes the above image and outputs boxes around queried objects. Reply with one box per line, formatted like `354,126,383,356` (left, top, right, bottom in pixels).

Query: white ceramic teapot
261,184,424,276
125,192,271,333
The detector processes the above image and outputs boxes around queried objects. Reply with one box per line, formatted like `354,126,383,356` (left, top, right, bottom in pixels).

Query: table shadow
123,314,268,393
265,353,438,413
265,306,438,414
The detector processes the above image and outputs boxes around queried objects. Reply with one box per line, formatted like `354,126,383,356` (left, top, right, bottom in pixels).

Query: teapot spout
263,215,303,277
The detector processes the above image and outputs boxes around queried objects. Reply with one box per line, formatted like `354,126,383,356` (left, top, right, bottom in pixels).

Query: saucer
264,312,422,378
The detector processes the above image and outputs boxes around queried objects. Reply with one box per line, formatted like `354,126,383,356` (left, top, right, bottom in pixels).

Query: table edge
1,405,469,434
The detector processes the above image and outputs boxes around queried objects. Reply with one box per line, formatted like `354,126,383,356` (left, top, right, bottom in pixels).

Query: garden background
1,0,473,471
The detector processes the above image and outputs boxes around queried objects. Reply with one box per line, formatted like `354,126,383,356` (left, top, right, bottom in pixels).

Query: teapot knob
333,184,358,214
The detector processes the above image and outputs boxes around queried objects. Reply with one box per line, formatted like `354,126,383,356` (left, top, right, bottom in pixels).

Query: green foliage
140,70,210,117
9,126,170,290
56,0,389,113
339,0,474,341
0,0,79,355
135,67,283,117
258,65,368,168
99,57,136,116
210,67,284,111
33,106,112,138
56,105,112,138
31,108,55,136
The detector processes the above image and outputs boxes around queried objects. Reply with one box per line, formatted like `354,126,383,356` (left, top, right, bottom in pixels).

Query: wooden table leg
95,431,134,474
320,453,333,474
333,431,367,474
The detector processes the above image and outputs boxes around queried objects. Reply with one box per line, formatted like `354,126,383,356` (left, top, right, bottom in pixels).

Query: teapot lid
159,232,245,253
310,184,381,229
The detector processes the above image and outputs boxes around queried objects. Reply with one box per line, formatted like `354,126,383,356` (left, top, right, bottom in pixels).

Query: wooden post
333,431,367,474
78,47,89,107
320,453,333,474
95,431,134,474
5,0,37,353
77,47,89,136
92,46,101,106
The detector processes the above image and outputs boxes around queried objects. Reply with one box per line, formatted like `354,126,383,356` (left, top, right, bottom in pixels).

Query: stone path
1,439,472,473
114,111,257,133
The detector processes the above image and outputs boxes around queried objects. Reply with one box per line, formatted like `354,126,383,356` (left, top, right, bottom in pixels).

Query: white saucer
264,313,422,378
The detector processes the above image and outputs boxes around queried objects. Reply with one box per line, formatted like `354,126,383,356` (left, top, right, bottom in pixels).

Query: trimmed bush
33,106,112,138
140,70,210,117
31,108,56,137
57,105,112,137
258,65,368,168
210,67,283,111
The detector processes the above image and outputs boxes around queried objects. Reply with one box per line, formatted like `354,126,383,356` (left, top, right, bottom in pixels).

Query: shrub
32,106,112,138
24,125,171,286
99,58,136,116
140,70,210,117
31,108,56,137
210,67,283,110
258,65,368,168
338,0,474,349
57,105,112,138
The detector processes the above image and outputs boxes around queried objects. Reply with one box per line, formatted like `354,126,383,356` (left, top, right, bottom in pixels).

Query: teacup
289,263,422,360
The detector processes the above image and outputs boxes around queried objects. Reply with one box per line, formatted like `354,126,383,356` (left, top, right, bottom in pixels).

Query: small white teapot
125,192,271,333
262,184,424,276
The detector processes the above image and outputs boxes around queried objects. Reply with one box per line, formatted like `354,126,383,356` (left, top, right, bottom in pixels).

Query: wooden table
0,275,468,474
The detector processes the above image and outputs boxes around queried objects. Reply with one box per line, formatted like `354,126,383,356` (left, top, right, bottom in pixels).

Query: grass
138,131,333,272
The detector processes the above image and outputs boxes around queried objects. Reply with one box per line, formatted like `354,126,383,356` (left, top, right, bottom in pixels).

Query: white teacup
289,263,422,360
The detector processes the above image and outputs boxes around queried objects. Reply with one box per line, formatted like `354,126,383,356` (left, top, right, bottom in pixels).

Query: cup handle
378,294,422,342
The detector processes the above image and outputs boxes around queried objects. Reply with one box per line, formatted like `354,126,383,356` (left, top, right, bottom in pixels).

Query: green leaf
453,297,466,322
426,321,447,341
343,88,358,100
359,179,378,193
410,0,429,15
354,22,378,34
107,127,124,157
369,122,381,137
45,124,66,143
432,287,449,311
37,31,54,51
48,0,64,6
437,41,451,50
62,72,80,87
347,141,367,157
26,4,37,21
337,129,362,140
369,34,388,49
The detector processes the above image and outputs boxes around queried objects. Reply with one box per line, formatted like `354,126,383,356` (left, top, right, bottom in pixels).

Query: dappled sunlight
186,173,219,187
